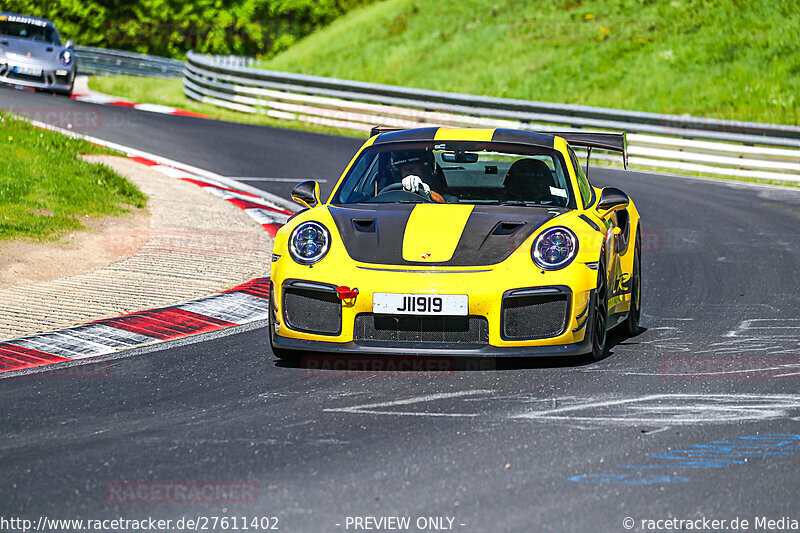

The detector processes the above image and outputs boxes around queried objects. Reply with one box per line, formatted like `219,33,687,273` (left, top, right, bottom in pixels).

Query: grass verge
0,114,147,242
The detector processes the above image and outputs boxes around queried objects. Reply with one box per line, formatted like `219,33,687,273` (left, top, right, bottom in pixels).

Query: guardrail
75,46,184,78
182,51,800,182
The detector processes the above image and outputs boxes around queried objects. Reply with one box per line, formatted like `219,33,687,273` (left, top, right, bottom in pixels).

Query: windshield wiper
497,201,539,207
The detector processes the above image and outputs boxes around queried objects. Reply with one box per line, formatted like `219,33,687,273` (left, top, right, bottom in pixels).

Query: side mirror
596,187,629,219
291,180,321,209
64,40,75,49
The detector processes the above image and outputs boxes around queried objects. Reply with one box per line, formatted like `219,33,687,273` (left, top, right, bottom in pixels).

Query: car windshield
331,141,575,208
0,17,61,45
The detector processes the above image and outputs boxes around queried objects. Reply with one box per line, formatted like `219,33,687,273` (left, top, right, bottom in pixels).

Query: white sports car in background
0,12,76,95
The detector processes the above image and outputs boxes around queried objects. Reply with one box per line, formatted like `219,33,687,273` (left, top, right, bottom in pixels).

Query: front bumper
0,61,75,92
270,254,597,357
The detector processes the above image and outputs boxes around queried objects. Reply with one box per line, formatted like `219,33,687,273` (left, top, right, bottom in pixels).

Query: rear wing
370,126,402,137
369,126,628,169
546,132,628,169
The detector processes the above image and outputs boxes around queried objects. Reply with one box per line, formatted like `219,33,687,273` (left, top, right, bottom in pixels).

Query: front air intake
354,314,489,344
501,288,570,340
282,280,341,335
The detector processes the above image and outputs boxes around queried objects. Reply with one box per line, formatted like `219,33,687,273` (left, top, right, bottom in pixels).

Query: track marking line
230,177,329,183
511,393,800,425
325,392,800,425
324,390,493,417
724,318,800,338
71,94,208,118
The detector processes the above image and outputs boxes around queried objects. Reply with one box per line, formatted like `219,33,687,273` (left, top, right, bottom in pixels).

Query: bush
2,0,374,58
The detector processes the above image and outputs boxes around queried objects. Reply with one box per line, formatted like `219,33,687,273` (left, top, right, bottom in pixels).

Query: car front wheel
588,251,608,361
621,226,642,336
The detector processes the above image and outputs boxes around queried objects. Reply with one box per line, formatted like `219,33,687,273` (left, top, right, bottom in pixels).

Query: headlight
59,49,73,66
531,226,578,270
289,221,330,265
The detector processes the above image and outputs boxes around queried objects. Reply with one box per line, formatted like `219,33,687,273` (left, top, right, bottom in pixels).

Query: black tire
588,251,608,361
621,227,642,336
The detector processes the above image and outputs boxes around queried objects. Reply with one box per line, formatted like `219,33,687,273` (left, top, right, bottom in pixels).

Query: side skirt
607,310,628,330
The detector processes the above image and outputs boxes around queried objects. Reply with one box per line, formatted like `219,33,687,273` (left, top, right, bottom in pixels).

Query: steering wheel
377,182,432,202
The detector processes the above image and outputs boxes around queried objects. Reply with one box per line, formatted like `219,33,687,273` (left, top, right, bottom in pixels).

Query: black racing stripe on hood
491,129,555,148
447,206,560,266
373,127,440,145
329,205,414,265
329,204,564,267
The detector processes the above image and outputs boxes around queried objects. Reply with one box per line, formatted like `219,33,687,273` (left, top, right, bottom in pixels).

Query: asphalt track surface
3,87,800,532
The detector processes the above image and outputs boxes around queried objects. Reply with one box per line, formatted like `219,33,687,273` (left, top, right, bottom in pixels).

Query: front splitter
271,332,592,358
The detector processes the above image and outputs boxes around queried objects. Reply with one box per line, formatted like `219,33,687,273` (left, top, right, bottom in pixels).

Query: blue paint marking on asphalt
569,474,690,485
623,434,800,469
571,434,800,484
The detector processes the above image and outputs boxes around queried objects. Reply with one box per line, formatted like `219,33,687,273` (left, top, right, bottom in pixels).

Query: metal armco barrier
75,46,184,78
183,51,800,182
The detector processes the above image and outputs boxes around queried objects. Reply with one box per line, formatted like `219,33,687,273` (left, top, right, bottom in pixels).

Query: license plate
13,65,43,76
373,293,468,316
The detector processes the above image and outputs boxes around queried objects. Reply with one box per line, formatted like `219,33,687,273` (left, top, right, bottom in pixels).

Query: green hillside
261,0,800,125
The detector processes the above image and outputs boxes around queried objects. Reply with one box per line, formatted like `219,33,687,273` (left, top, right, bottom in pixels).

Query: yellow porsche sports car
269,127,640,360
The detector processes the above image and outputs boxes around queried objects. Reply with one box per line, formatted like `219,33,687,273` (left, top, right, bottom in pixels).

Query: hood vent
328,205,558,267
352,218,376,233
491,221,526,236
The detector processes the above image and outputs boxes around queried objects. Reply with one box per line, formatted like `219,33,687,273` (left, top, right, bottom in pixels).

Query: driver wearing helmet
390,150,454,203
